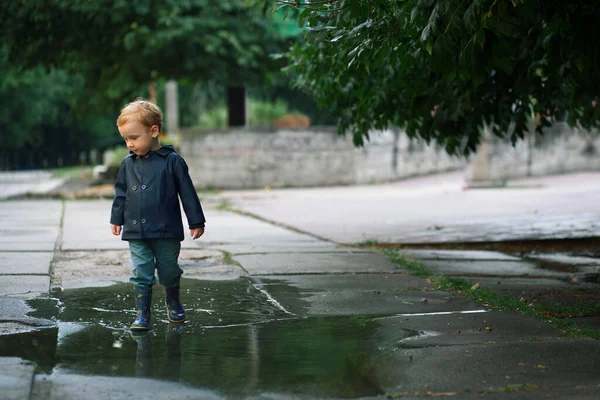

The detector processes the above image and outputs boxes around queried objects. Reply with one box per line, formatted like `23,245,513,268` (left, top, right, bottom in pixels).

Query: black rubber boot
165,285,185,323
131,285,152,332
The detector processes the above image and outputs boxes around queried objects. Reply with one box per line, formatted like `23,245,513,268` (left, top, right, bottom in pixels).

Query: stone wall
180,127,465,189
468,122,600,182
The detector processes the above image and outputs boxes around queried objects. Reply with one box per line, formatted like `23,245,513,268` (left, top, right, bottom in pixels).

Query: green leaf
425,39,433,55
475,29,485,48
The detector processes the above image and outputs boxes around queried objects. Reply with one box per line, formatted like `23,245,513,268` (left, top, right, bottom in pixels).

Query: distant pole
165,80,179,136
149,71,157,104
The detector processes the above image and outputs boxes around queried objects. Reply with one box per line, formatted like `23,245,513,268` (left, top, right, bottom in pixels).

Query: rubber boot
165,285,185,323
131,285,152,332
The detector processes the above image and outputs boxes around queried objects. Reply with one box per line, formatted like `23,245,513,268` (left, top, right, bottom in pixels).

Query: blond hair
117,98,163,131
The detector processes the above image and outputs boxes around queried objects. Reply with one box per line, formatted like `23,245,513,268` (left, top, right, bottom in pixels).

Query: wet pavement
214,171,600,244
1,171,600,399
0,171,65,201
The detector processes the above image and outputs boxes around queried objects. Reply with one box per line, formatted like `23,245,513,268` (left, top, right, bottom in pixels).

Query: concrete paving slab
526,253,600,266
0,317,57,336
0,276,49,298
0,252,53,275
258,275,480,316
31,374,223,400
255,273,433,292
202,242,353,255
223,171,600,244
0,298,32,319
0,171,64,200
418,259,569,278
0,358,35,400
200,209,340,254
373,339,600,395
373,311,562,348
298,290,481,316
52,249,227,289
183,265,248,280
61,200,128,250
234,251,398,275
0,201,61,251
400,249,521,261
0,357,35,400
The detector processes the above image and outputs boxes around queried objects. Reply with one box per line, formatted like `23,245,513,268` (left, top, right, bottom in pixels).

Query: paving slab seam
232,250,374,256
222,205,342,245
47,200,66,296
0,273,51,277
248,271,411,276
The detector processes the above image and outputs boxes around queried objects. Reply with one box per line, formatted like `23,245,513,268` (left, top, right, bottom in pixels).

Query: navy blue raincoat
110,145,205,241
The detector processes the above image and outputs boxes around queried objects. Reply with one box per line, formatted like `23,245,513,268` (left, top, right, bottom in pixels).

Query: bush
194,99,309,129
196,105,228,130
104,146,130,167
248,100,289,126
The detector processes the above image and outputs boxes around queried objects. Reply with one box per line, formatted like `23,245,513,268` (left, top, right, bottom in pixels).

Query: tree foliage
0,46,116,169
279,0,600,154
0,0,296,169
1,0,290,110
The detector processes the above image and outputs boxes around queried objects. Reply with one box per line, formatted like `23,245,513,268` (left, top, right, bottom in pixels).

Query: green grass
221,250,241,267
383,249,432,278
382,248,600,340
355,239,380,247
47,165,93,179
217,201,233,212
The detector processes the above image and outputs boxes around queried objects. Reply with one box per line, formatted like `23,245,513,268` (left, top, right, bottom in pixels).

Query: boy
110,99,205,332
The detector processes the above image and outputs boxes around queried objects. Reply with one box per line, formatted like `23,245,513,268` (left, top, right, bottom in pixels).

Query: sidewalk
1,171,600,399
215,170,600,244
0,171,66,200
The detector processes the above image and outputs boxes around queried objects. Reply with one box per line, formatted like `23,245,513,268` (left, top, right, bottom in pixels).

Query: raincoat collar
127,144,175,158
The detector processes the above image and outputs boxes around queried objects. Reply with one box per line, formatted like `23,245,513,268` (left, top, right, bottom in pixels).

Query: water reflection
130,325,183,379
16,278,417,398
0,326,57,373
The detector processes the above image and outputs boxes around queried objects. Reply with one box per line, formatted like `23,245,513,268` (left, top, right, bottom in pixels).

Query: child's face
118,120,160,156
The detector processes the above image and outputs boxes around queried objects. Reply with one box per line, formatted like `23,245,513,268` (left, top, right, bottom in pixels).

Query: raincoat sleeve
173,155,206,229
110,161,127,226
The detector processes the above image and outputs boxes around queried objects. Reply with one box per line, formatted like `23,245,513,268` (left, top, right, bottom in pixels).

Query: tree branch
276,0,340,6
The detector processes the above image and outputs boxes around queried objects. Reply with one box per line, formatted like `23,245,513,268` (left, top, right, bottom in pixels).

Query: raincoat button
141,185,147,190
141,219,146,223
132,186,137,190
132,220,137,225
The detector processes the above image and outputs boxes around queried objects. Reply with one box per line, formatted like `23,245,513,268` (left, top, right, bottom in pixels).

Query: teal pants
128,239,182,288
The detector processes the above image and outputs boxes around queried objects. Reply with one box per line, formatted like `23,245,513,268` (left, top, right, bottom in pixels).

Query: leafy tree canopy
1,0,291,111
277,0,600,155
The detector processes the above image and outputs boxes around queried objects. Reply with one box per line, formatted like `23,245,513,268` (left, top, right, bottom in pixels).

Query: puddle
5,278,419,399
